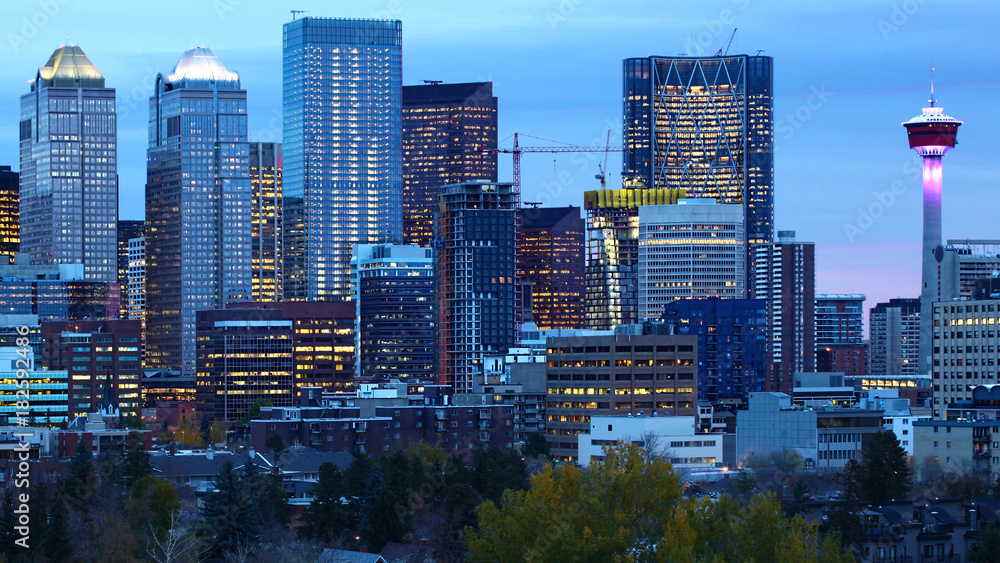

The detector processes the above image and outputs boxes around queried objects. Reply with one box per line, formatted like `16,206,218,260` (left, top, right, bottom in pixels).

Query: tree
847,431,913,506
62,441,96,511
241,397,274,425
146,510,207,563
210,419,231,447
121,431,153,489
298,462,350,545
969,522,1000,563
785,480,812,518
129,476,181,537
200,461,261,561
0,488,17,560
242,460,289,530
473,447,528,505
266,434,287,466
521,433,550,459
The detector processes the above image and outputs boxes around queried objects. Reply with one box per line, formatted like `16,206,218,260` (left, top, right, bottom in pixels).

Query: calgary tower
903,71,962,375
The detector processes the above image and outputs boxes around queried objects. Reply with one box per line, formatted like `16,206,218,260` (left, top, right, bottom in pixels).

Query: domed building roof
34,44,105,89
166,46,240,89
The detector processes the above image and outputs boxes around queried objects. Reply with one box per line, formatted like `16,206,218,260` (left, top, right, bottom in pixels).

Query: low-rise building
577,413,723,474
913,418,998,480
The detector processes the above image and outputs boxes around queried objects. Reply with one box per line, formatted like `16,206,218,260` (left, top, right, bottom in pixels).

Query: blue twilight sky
0,0,997,331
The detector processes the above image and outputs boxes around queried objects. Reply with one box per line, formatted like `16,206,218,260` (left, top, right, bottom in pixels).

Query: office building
249,142,282,302
38,319,141,420
751,231,815,394
282,17,403,301
584,187,686,330
577,414,722,470
869,298,921,376
0,167,18,264
637,200,745,320
196,309,294,422
544,334,698,461
117,220,144,317
436,181,518,393
19,45,117,281
660,298,768,403
402,82,497,247
0,347,67,426
126,237,144,322
932,299,1000,412
519,206,584,329
146,47,252,376
623,54,773,246
0,254,119,320
351,243,435,381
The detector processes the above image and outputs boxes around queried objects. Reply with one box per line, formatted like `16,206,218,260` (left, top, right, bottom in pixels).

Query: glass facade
0,278,119,320
623,55,773,247
0,167,19,264
146,47,252,376
282,17,403,301
402,82,497,247
518,206,584,329
19,46,117,282
117,220,144,317
249,142,282,301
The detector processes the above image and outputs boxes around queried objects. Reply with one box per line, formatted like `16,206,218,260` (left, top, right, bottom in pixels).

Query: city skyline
0,1,996,329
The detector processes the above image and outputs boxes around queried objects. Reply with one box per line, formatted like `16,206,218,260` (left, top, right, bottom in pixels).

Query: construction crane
523,202,543,209
595,130,612,189
291,10,307,20
422,80,443,85
477,132,624,195
715,28,737,57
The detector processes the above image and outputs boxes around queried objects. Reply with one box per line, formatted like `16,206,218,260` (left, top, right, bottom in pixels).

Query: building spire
929,67,936,107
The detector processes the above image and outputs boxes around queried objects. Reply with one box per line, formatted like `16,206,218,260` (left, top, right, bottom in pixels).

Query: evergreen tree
298,462,350,545
120,431,152,489
849,431,913,505
473,447,529,504
521,432,550,458
200,461,261,561
243,460,288,529
970,522,1000,563
0,488,17,560
36,482,71,562
784,480,811,518
62,441,96,511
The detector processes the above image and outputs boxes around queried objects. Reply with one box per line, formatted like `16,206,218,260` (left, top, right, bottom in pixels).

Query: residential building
659,298,768,403
38,319,142,419
584,187,686,330
545,333,698,461
577,413,723,472
436,181,518,393
817,343,869,376
623,54,773,247
249,142,282,302
19,45,117,282
637,200,745,321
282,17,402,301
117,220,144,317
815,294,865,346
351,243,435,381
736,392,883,471
751,231,816,394
0,347,67,426
913,419,998,480
932,299,1000,413
869,298,921,376
146,47,252,376
948,239,1000,298
519,206,585,329
127,237,144,322
0,167,18,264
402,82,497,247
858,390,930,457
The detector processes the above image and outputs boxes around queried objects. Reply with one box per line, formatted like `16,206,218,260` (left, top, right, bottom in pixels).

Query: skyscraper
249,142,282,301
19,45,117,281
0,167,19,264
814,294,866,347
584,186,686,330
623,55,773,246
117,220,144,317
637,200,745,320
437,181,518,393
351,243,436,380
751,230,815,394
282,17,403,301
519,206,585,329
127,237,144,323
402,82,498,247
869,298,921,376
146,47,252,376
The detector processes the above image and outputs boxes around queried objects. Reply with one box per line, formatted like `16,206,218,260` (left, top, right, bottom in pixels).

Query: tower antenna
929,67,936,106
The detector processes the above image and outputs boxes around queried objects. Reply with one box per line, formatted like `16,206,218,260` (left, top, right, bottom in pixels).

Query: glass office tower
19,45,117,281
282,17,403,301
249,142,282,301
623,55,773,246
146,47,252,376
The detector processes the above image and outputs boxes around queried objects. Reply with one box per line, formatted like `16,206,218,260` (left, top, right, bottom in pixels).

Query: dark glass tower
146,47,252,376
402,82,498,247
519,206,584,329
249,142,282,302
117,220,144,317
623,55,773,246
20,45,118,281
282,17,403,301
0,167,18,264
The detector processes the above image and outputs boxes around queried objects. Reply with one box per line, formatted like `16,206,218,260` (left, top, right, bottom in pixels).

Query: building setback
519,206,585,329
0,167,18,264
869,298,921,376
145,47,252,376
544,333,698,461
19,45,118,282
249,142,282,302
402,82,497,248
436,181,518,393
282,17,403,301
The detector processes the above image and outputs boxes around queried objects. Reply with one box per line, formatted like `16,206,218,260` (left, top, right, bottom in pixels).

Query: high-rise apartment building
584,187,686,330
0,167,19,264
127,237,144,322
870,298,921,376
249,142,282,301
637,200,745,320
437,181,518,393
932,298,1000,414
623,55,773,246
402,82,498,247
815,294,866,346
19,45,117,281
351,243,436,380
751,231,815,394
146,47,252,376
282,17,403,301
519,206,584,329
117,220,144,317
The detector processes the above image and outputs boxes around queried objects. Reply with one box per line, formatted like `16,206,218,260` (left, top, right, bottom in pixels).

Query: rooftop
34,45,104,89
165,46,240,89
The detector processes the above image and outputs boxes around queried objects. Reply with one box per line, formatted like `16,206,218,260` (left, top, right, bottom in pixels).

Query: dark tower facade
519,206,584,329
0,167,18,264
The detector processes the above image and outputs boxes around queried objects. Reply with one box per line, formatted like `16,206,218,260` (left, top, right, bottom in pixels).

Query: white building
858,390,931,457
577,414,722,473
127,237,145,323
637,200,745,320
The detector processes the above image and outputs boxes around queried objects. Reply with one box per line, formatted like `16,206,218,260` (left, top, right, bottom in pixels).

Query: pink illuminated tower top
903,72,963,155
